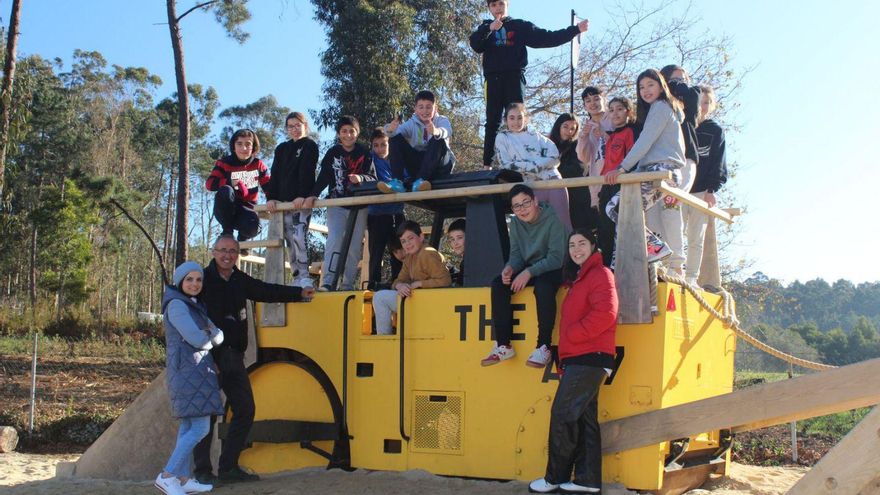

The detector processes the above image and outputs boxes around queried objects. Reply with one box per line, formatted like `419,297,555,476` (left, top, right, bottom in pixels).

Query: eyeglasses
511,199,533,212
212,248,239,255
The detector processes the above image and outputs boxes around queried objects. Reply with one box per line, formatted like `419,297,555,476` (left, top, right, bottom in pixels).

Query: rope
655,266,837,372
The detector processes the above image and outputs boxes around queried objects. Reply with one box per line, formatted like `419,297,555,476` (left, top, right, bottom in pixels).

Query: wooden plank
697,217,722,289
253,172,672,212
658,182,734,224
238,239,283,249
601,358,880,454
787,406,880,494
260,212,287,327
614,183,652,324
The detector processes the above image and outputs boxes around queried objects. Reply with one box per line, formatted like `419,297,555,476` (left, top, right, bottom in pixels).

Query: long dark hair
562,229,599,282
549,113,579,155
635,68,683,124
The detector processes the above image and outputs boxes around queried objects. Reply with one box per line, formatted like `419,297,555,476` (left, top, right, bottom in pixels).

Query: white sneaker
155,473,187,495
525,345,552,368
480,343,515,366
529,477,560,493
181,478,213,493
559,481,601,493
646,231,673,263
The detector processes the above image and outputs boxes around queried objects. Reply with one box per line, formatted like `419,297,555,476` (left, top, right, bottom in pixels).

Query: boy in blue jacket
470,0,589,167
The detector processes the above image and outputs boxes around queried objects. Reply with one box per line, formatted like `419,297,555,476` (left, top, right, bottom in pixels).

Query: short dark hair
415,90,436,104
447,218,466,234
581,86,603,99
396,220,422,238
508,183,534,203
336,115,360,134
370,127,388,142
228,128,261,156
389,235,403,252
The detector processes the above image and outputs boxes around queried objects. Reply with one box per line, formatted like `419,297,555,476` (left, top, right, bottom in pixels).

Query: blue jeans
165,416,211,477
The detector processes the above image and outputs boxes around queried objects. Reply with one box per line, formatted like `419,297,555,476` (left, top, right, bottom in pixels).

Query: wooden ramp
600,358,880,493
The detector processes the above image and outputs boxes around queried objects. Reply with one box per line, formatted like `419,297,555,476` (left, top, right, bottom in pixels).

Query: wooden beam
787,406,880,494
697,217,722,289
238,239,283,249
601,358,880,454
614,183,652,324
658,182,734,224
260,213,286,327
253,172,673,212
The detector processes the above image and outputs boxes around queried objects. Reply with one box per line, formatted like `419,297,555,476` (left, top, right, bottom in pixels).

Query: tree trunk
163,161,175,266
0,0,22,200
166,0,190,266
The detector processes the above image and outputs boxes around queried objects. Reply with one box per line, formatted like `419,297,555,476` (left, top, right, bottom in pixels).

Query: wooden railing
242,172,736,326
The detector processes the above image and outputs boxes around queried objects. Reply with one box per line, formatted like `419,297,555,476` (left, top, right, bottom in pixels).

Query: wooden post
789,363,798,464
698,217,722,289
787,407,880,494
260,212,286,327
361,229,371,289
614,183,652,324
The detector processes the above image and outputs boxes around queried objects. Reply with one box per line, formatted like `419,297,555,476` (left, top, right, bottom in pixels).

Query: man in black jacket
193,235,315,484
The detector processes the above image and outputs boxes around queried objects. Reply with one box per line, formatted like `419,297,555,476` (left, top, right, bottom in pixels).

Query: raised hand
577,18,589,33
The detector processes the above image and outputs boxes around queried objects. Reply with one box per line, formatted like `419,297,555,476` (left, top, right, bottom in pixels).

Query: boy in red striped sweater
205,129,270,249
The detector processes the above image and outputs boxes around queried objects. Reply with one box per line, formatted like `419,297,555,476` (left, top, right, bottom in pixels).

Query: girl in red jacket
529,230,618,494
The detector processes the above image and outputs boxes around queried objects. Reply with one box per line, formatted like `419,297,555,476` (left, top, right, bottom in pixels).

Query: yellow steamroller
226,170,736,492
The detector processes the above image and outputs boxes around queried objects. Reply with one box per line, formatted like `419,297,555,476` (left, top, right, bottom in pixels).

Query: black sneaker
218,466,260,483
194,471,217,485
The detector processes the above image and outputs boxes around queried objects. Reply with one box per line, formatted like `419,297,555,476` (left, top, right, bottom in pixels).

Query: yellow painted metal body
246,282,735,491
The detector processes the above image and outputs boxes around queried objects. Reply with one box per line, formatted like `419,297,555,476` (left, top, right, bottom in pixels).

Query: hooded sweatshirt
470,17,581,75
692,119,728,194
507,202,567,277
264,137,319,202
493,128,561,180
386,113,453,151
310,143,376,199
205,154,270,208
617,100,686,173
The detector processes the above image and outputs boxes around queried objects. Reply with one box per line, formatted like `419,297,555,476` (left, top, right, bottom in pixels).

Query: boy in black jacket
265,112,319,287
470,0,589,167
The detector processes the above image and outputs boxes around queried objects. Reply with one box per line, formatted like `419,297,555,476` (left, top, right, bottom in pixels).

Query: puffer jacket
162,286,224,419
558,251,618,362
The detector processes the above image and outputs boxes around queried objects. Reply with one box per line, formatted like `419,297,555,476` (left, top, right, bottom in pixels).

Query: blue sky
9,0,880,284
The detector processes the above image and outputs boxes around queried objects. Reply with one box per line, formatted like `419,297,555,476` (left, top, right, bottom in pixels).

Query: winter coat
558,251,617,365
162,287,224,419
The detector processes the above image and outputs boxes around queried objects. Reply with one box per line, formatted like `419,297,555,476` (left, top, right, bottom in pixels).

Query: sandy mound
0,454,806,495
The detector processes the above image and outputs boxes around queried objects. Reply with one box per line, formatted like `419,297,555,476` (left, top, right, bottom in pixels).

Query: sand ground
0,453,807,494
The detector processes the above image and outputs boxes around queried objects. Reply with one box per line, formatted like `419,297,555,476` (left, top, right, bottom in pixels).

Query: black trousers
366,213,405,290
567,186,599,232
213,186,260,241
490,269,561,347
597,184,619,267
545,364,606,488
193,347,255,474
388,134,455,184
483,70,526,167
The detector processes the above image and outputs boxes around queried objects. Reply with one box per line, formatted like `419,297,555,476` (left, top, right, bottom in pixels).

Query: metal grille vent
412,392,464,454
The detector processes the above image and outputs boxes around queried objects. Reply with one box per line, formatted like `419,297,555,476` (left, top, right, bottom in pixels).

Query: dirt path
0,453,807,495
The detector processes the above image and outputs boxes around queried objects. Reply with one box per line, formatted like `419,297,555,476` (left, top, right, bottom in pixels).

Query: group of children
187,1,732,493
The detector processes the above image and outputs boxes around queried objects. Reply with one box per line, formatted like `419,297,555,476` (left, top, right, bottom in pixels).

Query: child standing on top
493,103,570,229
470,0,589,168
303,116,376,291
206,129,270,248
576,86,615,230
264,112,319,287
379,90,455,193
597,96,639,267
367,128,406,290
684,85,728,286
604,69,687,273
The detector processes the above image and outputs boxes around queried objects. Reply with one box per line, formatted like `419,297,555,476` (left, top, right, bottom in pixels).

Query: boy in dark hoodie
205,129,270,248
470,0,589,167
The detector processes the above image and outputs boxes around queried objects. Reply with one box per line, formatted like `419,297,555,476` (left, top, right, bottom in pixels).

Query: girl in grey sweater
603,69,688,273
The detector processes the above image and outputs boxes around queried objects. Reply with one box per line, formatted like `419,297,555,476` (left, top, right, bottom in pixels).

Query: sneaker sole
154,481,178,495
528,487,560,493
525,359,549,368
647,249,673,264
377,183,393,194
415,183,431,191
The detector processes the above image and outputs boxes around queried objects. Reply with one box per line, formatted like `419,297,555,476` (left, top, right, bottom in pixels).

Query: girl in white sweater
493,103,570,229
